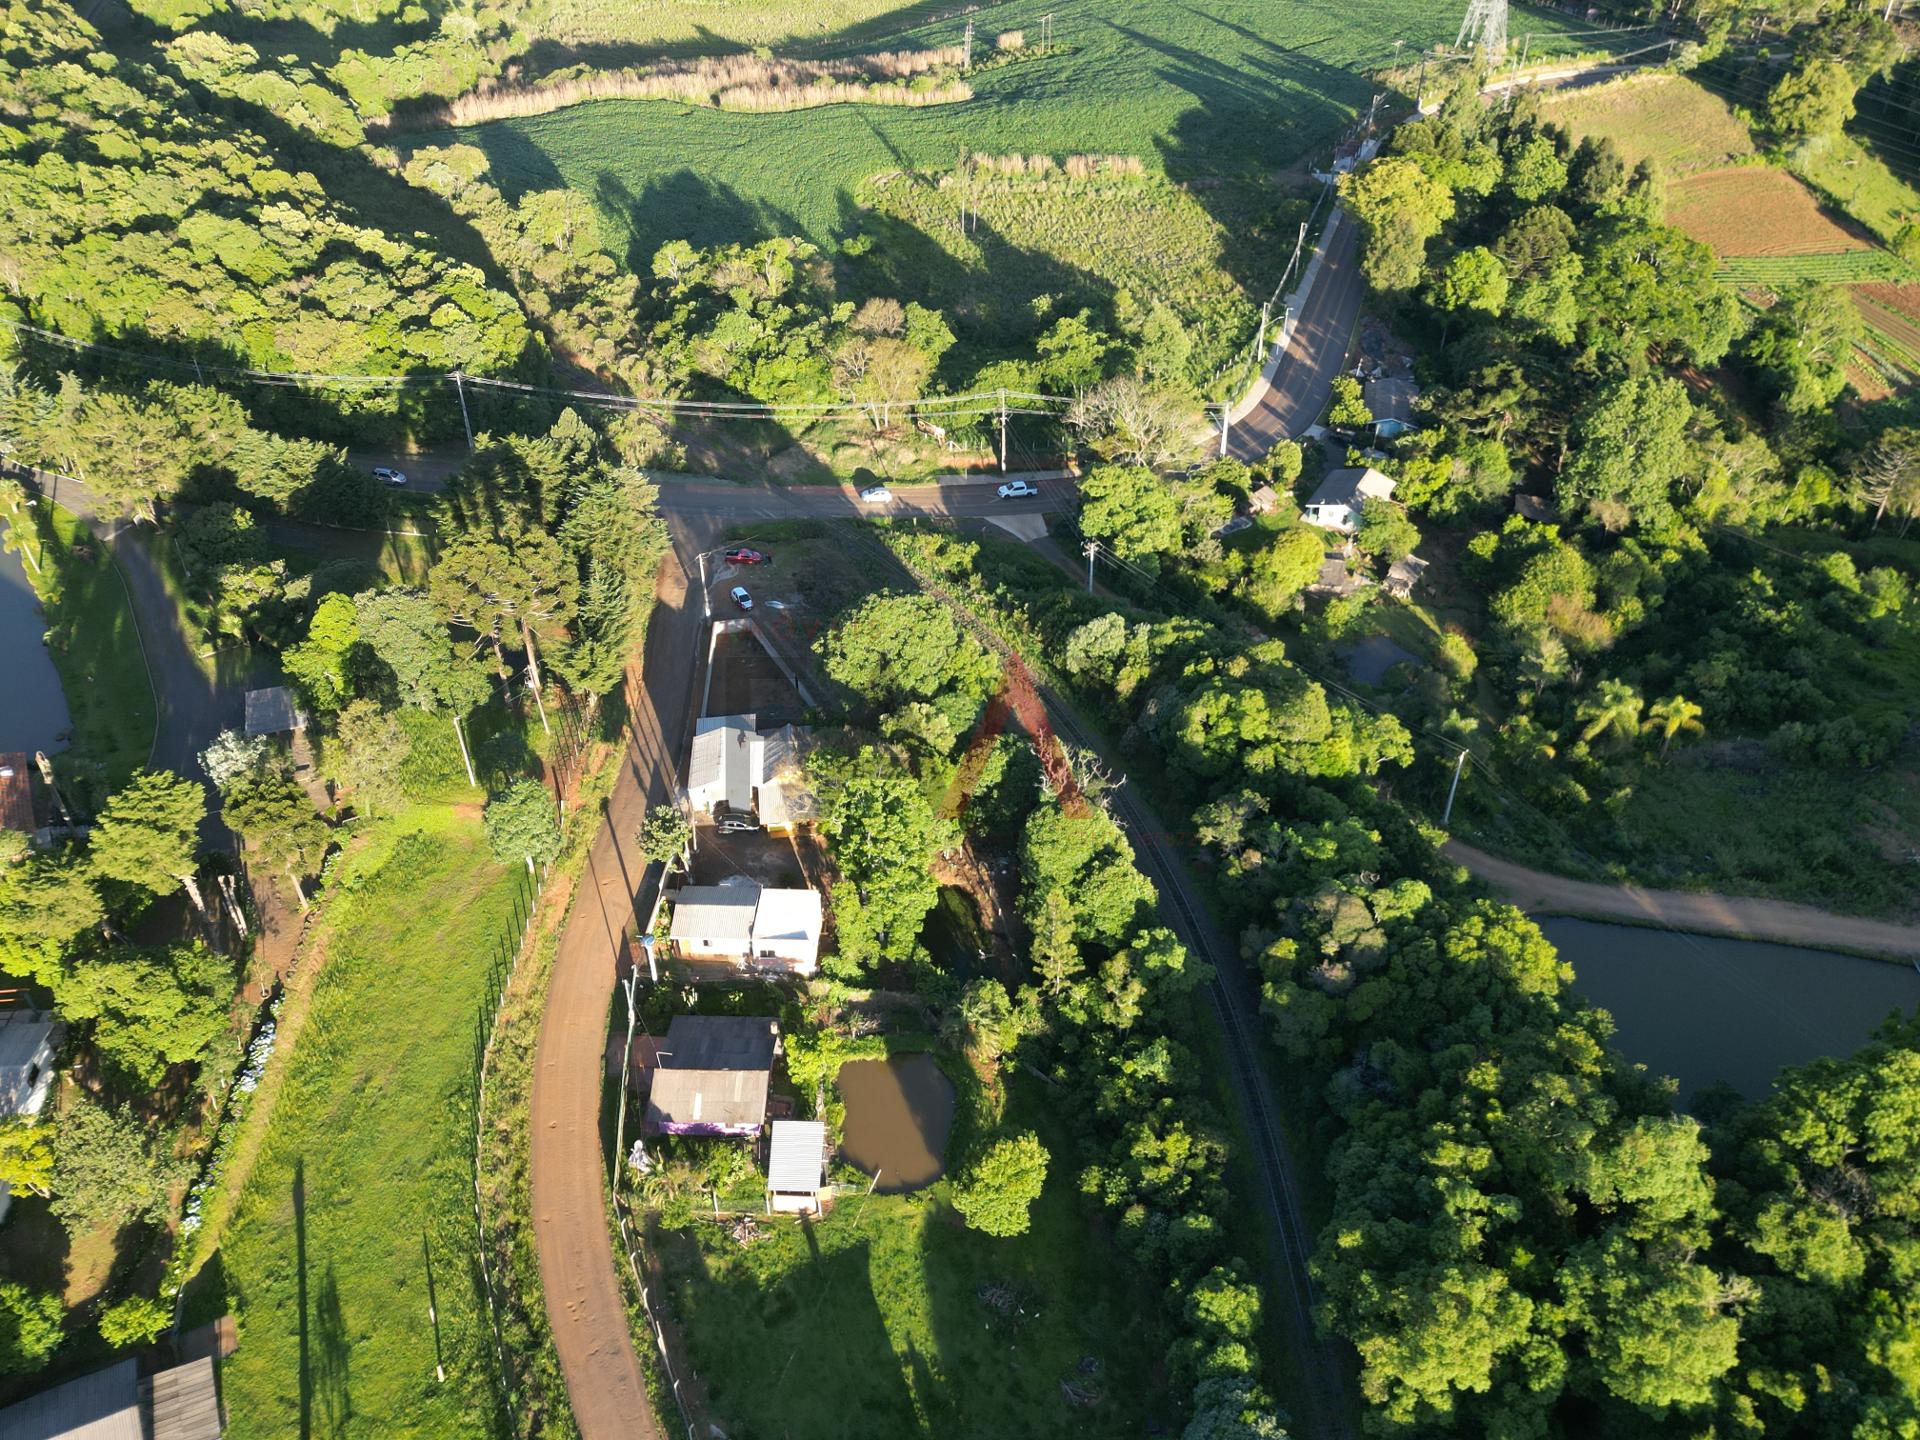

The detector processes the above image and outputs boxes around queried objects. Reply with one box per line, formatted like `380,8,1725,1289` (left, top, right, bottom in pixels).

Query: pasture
192,817,528,1440
1541,74,1756,176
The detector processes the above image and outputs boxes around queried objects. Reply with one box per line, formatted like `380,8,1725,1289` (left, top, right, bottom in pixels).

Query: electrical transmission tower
1455,0,1507,57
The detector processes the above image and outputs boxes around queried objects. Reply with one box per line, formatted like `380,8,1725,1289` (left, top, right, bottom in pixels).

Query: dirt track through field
529,512,713,1440
1446,840,1920,960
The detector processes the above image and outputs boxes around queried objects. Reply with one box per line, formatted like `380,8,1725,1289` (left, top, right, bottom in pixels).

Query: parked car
996,479,1038,499
725,547,769,565
716,813,760,835
371,466,408,487
729,585,753,611
857,485,893,504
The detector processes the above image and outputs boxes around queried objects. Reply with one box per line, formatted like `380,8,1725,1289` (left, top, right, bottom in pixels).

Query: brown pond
835,1054,955,1193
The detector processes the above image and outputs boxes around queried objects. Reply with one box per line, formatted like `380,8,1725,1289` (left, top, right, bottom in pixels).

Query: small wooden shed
766,1119,827,1214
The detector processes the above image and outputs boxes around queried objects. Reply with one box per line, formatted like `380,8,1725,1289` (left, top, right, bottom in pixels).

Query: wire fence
469,858,546,1437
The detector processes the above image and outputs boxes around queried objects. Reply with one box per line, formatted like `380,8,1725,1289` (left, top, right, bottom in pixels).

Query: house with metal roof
0,1008,60,1224
685,714,760,818
766,1119,827,1213
667,884,759,962
1383,554,1431,600
1302,467,1396,533
0,1355,222,1440
643,1015,780,1138
666,883,824,974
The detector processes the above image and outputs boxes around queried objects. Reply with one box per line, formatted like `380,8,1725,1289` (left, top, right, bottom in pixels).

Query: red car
725,547,769,565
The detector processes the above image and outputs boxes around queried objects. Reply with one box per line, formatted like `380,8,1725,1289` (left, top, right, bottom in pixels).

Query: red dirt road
529,514,713,1440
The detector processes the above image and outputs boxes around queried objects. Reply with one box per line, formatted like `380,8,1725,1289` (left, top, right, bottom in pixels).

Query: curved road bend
1228,210,1365,461
1446,840,1920,961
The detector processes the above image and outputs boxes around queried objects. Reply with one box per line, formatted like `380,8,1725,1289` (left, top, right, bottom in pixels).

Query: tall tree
355,588,490,784
326,699,410,818
950,1131,1049,1237
485,780,562,873
59,942,232,1086
50,1097,191,1233
221,775,330,907
1577,678,1645,747
429,528,579,734
1079,464,1181,566
89,770,206,915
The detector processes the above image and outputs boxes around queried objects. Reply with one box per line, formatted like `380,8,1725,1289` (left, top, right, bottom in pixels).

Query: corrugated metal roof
645,1067,769,1132
668,886,757,945
0,1358,142,1440
148,1356,222,1440
1306,467,1395,511
243,686,303,737
767,1120,825,1194
662,1015,778,1071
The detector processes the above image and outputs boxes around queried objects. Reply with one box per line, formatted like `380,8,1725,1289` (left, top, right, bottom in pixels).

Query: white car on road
996,480,1038,499
857,484,893,504
371,466,408,488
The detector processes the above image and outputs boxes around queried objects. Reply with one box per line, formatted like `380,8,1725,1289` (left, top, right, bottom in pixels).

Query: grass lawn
194,812,529,1440
653,1073,1170,1439
11,502,155,789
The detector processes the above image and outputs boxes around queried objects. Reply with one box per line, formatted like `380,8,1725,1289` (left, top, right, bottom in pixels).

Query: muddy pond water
835,1053,955,1193
1547,917,1920,1102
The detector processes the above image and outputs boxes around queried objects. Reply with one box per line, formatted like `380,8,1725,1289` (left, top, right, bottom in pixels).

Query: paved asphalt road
1228,212,1364,460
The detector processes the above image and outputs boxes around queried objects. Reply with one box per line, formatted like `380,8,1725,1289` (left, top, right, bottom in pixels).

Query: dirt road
528,511,715,1440
1446,841,1920,960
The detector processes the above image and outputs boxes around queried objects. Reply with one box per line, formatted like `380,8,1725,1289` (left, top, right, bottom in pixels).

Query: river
0,543,70,755
1547,917,1920,1102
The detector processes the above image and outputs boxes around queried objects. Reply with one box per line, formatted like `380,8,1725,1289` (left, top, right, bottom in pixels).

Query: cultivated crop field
1668,167,1872,257
1542,73,1756,175
857,168,1271,380
434,0,1603,266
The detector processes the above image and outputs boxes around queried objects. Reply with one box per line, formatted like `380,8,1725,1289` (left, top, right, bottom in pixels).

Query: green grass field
10,503,155,790
202,815,527,1440
429,1,1600,267
653,1074,1169,1439
1541,74,1757,176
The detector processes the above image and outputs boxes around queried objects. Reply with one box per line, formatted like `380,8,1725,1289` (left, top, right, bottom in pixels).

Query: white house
0,1009,60,1225
685,714,761,818
667,883,824,974
1302,467,1396,533
750,887,824,971
766,1119,827,1214
667,884,759,962
685,715,815,832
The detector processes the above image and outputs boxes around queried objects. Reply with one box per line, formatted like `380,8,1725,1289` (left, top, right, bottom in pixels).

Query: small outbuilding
0,1354,223,1440
1302,467,1396,533
242,686,305,739
685,714,759,818
1383,554,1431,600
749,888,823,972
766,1118,827,1214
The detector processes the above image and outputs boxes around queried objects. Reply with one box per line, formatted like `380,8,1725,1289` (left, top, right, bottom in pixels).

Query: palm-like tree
1643,694,1706,759
1576,678,1644,747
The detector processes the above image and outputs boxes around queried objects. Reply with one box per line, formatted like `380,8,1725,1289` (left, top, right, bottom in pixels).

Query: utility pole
452,370,475,453
1217,405,1229,458
997,388,1008,473
962,16,973,69
1441,748,1469,826
612,964,640,1191
1415,51,1429,110
1083,541,1096,592
1042,11,1054,50
1254,301,1271,367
